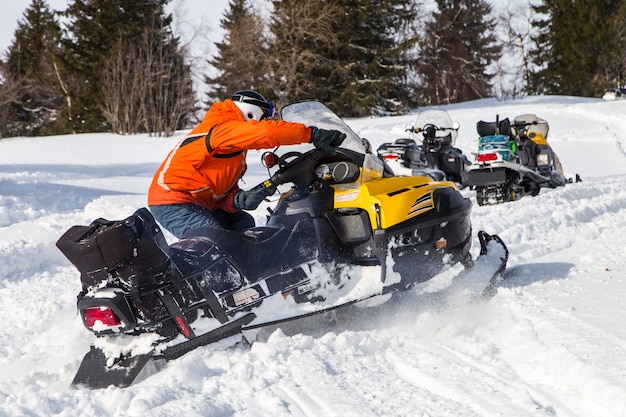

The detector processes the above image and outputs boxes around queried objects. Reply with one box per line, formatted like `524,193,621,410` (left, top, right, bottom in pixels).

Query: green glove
233,182,275,211
310,127,346,155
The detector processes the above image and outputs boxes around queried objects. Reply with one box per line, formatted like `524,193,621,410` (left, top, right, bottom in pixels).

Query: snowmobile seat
517,138,538,167
180,224,315,283
476,120,496,137
476,118,512,138
394,138,416,145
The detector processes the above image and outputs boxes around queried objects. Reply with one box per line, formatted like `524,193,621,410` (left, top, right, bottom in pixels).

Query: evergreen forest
0,0,624,138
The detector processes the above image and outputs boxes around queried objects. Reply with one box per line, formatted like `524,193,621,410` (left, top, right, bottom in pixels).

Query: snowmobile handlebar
264,150,321,191
512,119,548,130
406,123,459,134
259,147,363,194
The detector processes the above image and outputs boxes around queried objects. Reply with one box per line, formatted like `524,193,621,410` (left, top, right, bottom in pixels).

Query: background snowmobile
602,87,626,100
376,109,470,186
56,101,507,389
467,114,572,206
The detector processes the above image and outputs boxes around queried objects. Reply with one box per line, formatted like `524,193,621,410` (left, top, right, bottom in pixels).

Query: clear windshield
281,100,384,182
413,109,458,146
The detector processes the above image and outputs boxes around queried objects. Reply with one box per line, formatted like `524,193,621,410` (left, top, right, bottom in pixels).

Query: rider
148,90,346,238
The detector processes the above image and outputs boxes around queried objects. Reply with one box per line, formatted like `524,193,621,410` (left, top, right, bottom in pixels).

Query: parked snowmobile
602,87,626,101
377,109,470,187
56,100,508,389
467,114,571,206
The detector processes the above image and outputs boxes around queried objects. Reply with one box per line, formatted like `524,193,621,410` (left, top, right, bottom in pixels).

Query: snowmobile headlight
537,153,549,166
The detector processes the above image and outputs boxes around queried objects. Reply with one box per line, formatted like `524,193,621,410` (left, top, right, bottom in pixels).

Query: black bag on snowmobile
56,208,172,291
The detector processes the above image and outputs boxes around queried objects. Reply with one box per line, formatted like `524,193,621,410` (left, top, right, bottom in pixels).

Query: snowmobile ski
476,230,509,296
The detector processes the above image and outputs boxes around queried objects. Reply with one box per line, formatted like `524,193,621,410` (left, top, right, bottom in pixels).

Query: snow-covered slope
1,96,625,417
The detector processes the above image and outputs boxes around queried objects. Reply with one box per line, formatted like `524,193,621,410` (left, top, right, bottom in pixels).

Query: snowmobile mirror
262,151,278,168
452,122,460,130
362,138,372,153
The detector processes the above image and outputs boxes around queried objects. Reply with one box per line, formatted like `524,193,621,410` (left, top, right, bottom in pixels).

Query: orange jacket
148,99,312,212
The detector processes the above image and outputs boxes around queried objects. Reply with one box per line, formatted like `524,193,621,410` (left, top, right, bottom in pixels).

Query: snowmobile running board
242,231,509,334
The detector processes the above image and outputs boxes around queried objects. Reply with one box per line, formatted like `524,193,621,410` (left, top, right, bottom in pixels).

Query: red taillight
382,153,399,160
83,307,122,328
477,152,498,162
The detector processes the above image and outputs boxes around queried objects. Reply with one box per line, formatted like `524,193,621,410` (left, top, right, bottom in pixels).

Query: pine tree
267,0,346,108
1,0,66,137
204,0,270,104
269,0,419,117
416,0,501,105
529,0,624,96
61,0,194,134
617,1,626,87
333,0,420,116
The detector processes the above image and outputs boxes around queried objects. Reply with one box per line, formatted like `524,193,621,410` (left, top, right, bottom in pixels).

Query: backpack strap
205,125,243,158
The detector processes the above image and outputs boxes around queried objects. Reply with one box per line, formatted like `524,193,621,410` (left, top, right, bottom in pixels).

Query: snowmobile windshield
413,109,459,146
281,100,385,182
513,114,549,140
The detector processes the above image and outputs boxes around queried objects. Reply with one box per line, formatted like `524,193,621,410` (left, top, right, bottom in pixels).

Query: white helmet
230,90,275,121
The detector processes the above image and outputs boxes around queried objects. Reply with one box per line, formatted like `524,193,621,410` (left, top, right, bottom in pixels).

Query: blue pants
149,203,255,239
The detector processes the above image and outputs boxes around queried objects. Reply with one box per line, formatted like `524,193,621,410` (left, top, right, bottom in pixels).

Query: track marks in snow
471,176,626,264
486,289,626,417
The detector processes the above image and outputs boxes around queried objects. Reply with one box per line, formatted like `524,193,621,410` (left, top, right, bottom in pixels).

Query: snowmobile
467,114,571,206
56,100,508,389
602,87,626,101
377,109,470,186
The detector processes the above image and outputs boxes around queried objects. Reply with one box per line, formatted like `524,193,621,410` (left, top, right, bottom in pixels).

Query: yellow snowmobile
56,100,508,389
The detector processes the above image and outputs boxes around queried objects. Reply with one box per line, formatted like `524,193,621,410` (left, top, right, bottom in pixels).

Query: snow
1,95,626,416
